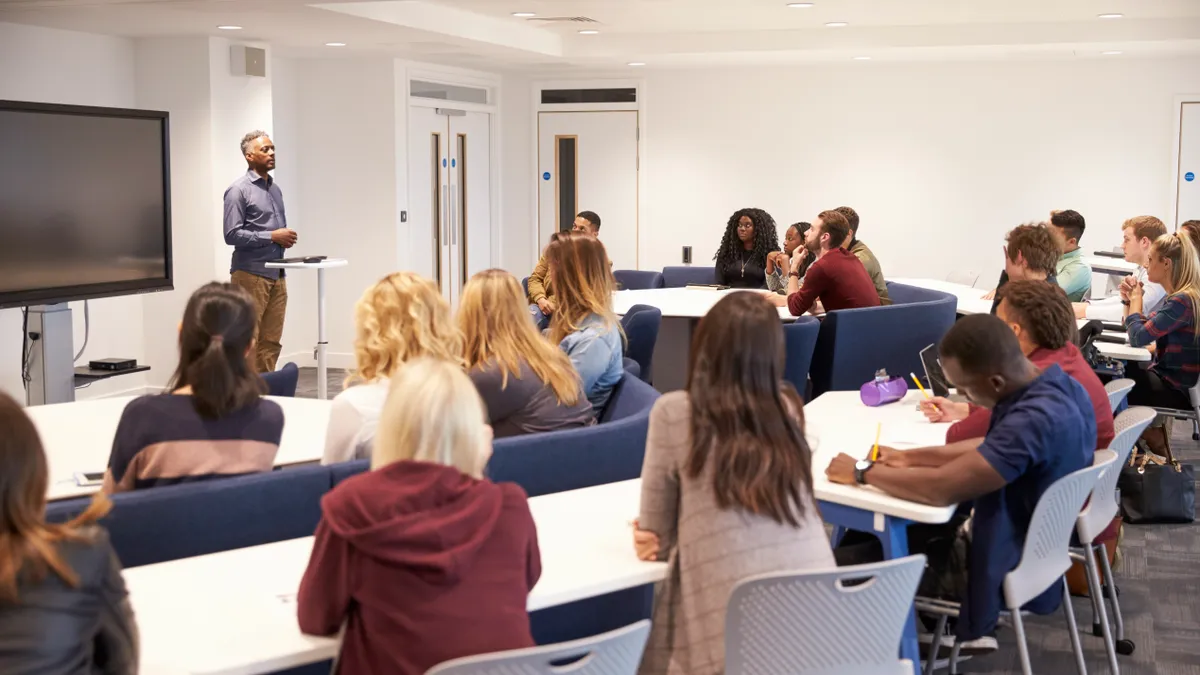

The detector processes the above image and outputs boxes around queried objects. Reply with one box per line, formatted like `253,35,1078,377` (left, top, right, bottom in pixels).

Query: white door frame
404,63,501,273
1171,95,1200,228
531,78,646,267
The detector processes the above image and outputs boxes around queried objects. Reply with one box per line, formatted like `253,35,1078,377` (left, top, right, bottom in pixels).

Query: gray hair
240,130,269,155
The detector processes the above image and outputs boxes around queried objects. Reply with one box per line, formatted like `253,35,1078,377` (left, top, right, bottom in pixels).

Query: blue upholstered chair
330,458,370,487
783,318,821,401
613,270,665,291
522,276,530,297
808,283,956,397
44,465,332,568
661,266,717,288
262,362,300,397
620,304,662,384
487,376,660,497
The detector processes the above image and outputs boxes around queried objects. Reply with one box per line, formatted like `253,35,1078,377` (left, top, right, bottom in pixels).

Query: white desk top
888,277,993,316
31,396,333,501
125,479,666,675
614,287,796,321
1086,256,1138,276
805,390,958,525
265,258,348,270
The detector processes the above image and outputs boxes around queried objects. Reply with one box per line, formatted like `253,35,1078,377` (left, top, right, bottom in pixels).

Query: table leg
317,268,328,401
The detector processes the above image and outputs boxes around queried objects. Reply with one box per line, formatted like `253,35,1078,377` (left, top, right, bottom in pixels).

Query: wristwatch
854,459,875,485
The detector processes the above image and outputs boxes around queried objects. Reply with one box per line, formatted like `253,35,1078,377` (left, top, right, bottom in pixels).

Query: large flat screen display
0,100,172,309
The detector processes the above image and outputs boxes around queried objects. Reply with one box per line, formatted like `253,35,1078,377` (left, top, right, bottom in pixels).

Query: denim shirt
558,314,624,415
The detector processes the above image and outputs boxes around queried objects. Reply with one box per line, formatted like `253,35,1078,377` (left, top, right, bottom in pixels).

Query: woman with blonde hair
544,231,625,415
0,392,138,674
321,272,463,464
298,358,541,675
1125,231,1200,455
460,269,595,436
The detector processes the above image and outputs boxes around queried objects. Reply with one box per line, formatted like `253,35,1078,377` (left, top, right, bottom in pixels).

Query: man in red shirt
921,280,1114,450
765,210,881,316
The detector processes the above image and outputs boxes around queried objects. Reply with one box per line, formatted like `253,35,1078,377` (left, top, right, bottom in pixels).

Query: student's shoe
954,634,999,656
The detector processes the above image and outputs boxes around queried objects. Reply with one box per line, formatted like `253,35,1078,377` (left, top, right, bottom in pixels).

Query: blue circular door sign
1187,171,1196,182
543,172,551,181
451,159,456,168
442,158,447,168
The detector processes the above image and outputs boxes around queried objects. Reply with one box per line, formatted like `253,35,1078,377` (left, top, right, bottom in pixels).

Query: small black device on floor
88,358,138,372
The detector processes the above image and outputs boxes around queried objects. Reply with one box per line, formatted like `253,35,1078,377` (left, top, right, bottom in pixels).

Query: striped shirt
1126,293,1200,391
103,395,284,493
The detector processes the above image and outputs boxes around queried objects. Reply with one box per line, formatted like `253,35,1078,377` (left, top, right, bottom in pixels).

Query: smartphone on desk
73,471,105,487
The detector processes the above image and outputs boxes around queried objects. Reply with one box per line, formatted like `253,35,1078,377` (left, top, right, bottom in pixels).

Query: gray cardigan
469,359,595,438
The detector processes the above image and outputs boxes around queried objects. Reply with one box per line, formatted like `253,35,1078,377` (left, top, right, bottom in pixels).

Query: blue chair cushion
262,362,300,398
620,305,662,384
782,318,821,401
661,266,717,288
613,270,665,291
331,459,370,486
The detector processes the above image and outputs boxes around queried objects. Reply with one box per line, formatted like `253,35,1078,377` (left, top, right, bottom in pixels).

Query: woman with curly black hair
713,208,780,289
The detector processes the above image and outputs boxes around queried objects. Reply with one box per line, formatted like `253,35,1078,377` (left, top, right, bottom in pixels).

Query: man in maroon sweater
765,209,881,316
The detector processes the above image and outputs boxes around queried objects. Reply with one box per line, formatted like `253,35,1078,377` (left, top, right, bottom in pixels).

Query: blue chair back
46,465,331,568
522,276,530,298
330,459,370,487
809,284,956,397
661,266,717,288
262,362,300,397
613,270,665,291
620,304,662,384
783,318,821,401
487,376,659,497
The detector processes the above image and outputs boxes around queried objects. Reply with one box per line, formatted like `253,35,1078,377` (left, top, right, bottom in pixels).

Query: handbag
1117,445,1196,524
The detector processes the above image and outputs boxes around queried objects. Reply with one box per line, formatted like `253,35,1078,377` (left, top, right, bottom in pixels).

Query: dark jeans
1126,363,1191,410
834,509,971,604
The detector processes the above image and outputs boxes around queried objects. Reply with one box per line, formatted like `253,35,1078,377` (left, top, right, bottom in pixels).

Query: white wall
629,58,1200,285
0,22,145,401
499,73,535,274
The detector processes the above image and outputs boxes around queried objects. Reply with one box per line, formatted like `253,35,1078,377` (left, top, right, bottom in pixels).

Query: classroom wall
0,22,145,402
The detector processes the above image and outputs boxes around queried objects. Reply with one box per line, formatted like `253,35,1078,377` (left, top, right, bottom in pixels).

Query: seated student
527,211,601,330
298,358,541,675
984,222,1060,314
1074,215,1168,321
459,269,595,437
713,208,779,289
1181,219,1200,249
544,231,625,415
764,210,881,316
634,292,834,675
0,392,138,675
836,206,892,305
828,314,1094,654
104,283,283,493
765,221,811,293
1048,209,1092,302
322,272,463,464
921,280,1114,450
1124,231,1200,456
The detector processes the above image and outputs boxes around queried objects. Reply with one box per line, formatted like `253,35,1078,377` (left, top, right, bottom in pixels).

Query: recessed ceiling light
627,62,646,67
1097,13,1124,19
578,29,599,35
853,56,872,60
786,3,815,8
512,12,536,18
1102,51,1123,55
217,25,242,30
324,42,346,47
826,21,849,28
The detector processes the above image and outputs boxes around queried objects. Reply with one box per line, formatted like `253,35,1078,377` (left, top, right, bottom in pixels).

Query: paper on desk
879,422,951,449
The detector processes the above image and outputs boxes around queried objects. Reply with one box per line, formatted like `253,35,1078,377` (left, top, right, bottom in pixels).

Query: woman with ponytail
1124,232,1200,455
0,391,138,673
103,282,284,493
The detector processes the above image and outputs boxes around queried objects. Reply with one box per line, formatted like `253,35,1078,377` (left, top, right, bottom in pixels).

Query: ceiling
0,0,1198,71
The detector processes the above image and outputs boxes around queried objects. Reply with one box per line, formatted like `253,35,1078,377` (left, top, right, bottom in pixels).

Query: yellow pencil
911,372,931,399
871,423,881,462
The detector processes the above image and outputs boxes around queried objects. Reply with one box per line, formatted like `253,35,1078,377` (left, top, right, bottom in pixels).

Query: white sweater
321,378,390,465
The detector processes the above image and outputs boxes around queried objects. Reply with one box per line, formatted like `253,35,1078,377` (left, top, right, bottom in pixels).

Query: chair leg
1011,609,1033,675
924,614,948,675
1083,549,1104,637
1084,547,1120,674
1097,543,1133,654
1062,578,1088,675
948,641,963,675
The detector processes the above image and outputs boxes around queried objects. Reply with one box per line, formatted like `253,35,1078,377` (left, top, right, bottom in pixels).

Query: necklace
740,249,751,278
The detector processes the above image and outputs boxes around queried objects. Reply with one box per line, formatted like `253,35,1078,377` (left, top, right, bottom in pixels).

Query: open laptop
920,343,953,398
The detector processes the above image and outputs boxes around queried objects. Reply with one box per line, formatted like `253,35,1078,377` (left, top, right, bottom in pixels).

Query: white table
1086,255,1138,277
124,479,666,675
31,395,332,501
265,258,348,400
614,287,795,392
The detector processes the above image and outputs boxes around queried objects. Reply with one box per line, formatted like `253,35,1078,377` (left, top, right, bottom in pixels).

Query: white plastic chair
916,450,1117,675
1103,379,1135,411
945,271,979,288
425,620,650,675
1148,380,1200,441
724,554,926,675
1072,407,1155,669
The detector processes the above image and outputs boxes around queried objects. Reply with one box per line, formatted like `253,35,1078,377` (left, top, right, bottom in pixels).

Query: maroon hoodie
297,460,542,675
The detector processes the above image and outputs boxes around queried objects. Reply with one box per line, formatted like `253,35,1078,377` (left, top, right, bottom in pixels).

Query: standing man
764,210,880,316
527,211,601,329
224,130,297,373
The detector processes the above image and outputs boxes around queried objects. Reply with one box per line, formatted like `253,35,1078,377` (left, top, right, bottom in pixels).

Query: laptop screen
920,343,952,398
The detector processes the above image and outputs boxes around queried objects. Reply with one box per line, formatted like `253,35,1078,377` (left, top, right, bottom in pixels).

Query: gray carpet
295,367,1199,673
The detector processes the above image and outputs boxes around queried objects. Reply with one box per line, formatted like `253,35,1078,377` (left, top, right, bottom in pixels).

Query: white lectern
265,258,348,400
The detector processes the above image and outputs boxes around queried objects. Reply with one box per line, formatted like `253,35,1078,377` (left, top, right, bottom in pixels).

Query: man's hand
536,298,555,315
632,520,661,561
762,291,789,308
1073,303,1089,320
826,453,859,485
875,446,912,469
919,397,970,423
271,228,298,248
982,288,996,301
790,247,809,274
